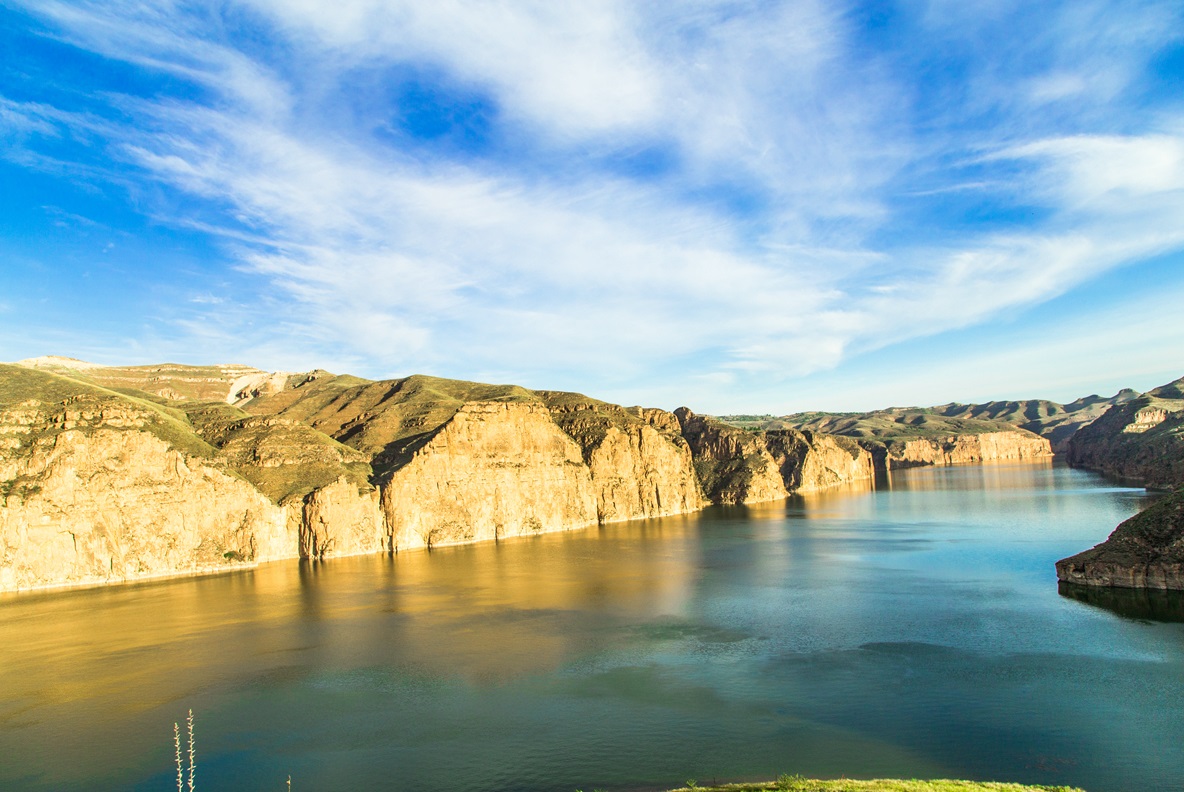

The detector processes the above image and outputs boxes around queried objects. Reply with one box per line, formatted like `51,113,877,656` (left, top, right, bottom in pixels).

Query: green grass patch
666,778,1084,792
0,364,216,459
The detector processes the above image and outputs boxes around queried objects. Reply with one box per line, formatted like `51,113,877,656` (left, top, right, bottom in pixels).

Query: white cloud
1001,134,1184,208
5,0,1184,406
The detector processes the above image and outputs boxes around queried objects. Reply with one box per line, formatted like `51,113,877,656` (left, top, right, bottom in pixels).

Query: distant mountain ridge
721,388,1139,454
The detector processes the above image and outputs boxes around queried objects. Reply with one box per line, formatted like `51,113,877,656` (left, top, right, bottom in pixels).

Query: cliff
756,389,1136,455
1066,380,1184,489
1056,488,1184,590
765,430,876,493
872,430,1053,471
0,367,292,590
757,408,1052,473
380,401,599,551
673,408,874,504
540,392,704,521
1054,376,1184,591
0,364,716,591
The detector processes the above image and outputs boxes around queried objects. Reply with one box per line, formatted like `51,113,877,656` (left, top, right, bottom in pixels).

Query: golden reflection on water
0,460,1142,791
880,458,1055,493
0,511,713,786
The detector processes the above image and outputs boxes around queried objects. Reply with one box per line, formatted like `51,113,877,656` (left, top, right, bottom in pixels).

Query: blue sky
2,1,1183,413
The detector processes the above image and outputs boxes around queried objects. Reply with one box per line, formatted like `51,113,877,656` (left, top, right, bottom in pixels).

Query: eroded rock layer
0,401,290,590
674,409,875,504
874,431,1053,471
1056,488,1184,590
380,402,599,551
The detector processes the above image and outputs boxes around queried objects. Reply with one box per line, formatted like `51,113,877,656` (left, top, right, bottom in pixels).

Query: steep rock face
583,424,703,521
765,430,875,493
0,420,291,591
1067,390,1184,489
1056,488,1184,590
873,431,1052,471
541,394,703,521
675,408,788,505
293,477,386,560
379,402,599,551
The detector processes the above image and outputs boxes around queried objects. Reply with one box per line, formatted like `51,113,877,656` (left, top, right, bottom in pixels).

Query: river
1,461,1181,791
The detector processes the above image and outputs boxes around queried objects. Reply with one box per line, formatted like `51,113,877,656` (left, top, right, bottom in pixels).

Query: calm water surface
2,462,1182,791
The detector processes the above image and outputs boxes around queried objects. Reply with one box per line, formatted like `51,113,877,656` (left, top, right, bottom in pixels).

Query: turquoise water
1,462,1181,791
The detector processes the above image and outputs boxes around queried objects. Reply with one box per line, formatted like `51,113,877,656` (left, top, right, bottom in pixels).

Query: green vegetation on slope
539,389,685,462
665,778,1084,792
779,409,1032,441
727,388,1137,453
1066,388,1184,489
0,364,217,459
15,357,266,402
245,373,540,476
183,401,373,503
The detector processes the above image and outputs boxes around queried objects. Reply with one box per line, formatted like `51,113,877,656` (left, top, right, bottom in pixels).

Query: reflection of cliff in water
1058,581,1184,622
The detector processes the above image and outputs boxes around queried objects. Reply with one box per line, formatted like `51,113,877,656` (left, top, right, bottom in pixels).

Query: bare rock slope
674,408,874,504
1056,377,1184,590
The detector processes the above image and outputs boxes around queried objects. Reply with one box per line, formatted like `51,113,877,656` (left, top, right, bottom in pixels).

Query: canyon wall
873,431,1052,471
674,409,875,504
379,402,599,551
1056,377,1184,590
0,398,291,591
2,361,976,594
1066,388,1184,490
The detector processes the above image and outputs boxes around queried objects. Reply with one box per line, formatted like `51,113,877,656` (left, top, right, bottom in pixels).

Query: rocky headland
0,360,869,592
1055,376,1184,591
1056,487,1184,590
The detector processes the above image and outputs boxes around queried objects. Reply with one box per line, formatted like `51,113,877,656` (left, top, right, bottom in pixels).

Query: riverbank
666,779,1084,792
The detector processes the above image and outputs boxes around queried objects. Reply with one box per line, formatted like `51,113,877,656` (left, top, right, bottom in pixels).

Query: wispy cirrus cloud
2,0,1183,409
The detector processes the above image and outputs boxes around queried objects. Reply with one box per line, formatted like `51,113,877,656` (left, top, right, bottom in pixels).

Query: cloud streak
3,0,1183,408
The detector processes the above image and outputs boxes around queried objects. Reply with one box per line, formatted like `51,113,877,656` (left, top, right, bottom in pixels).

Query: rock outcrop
542,394,703,521
294,476,385,560
0,390,291,590
674,409,875,504
765,430,876,493
871,430,1053,471
674,408,788,504
380,402,599,551
1056,488,1184,590
1066,381,1184,489
1055,376,1184,591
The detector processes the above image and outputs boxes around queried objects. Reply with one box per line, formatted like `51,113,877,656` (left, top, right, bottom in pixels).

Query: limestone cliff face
540,395,704,521
1056,488,1184,590
675,408,787,504
872,430,1052,471
293,477,386,560
582,424,703,521
765,430,875,493
379,402,599,551
674,409,876,504
0,407,291,591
